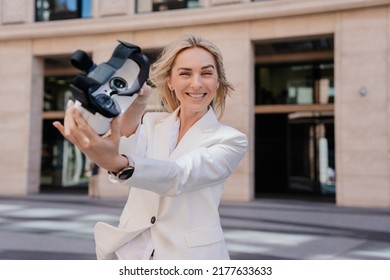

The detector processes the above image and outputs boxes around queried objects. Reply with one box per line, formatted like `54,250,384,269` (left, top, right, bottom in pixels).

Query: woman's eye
179,72,190,76
202,72,213,76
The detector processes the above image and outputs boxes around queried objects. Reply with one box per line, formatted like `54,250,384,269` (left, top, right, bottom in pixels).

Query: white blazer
94,107,248,260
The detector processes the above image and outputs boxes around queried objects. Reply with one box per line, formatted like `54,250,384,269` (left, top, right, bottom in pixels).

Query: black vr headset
69,41,150,135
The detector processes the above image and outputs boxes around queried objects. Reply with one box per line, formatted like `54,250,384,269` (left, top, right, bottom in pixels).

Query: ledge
255,104,335,114
0,0,388,41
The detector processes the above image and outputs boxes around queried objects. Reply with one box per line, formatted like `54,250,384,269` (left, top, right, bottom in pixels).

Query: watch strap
108,154,134,181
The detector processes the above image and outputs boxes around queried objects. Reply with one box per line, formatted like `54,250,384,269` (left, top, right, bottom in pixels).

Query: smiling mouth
187,93,207,100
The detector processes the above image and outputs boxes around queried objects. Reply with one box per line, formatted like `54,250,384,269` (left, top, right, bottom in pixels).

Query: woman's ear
167,78,173,91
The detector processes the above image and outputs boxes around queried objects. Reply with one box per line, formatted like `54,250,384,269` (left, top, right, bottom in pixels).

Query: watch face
118,167,135,180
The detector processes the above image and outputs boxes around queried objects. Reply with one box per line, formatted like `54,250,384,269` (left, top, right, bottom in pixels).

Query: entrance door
254,35,335,198
287,112,335,194
40,58,90,193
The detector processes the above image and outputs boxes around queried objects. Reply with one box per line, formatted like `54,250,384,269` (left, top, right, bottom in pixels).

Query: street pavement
0,193,390,260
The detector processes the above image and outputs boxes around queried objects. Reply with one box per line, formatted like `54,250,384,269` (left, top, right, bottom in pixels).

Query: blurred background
0,0,390,208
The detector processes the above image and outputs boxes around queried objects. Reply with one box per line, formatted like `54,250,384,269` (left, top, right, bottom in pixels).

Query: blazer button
150,216,156,224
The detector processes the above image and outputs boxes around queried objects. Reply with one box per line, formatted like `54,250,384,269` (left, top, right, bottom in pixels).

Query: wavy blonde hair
149,34,234,119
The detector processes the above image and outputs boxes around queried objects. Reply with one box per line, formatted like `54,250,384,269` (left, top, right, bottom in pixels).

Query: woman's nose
190,74,202,89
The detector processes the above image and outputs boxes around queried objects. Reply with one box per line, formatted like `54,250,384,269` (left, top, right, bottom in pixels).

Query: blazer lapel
151,108,180,160
170,107,221,160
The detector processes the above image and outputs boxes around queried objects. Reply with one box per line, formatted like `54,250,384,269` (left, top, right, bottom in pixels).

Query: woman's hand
118,83,152,137
52,100,128,173
134,83,152,105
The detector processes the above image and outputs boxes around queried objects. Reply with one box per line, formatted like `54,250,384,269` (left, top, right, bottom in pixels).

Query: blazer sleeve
124,129,248,196
117,111,170,157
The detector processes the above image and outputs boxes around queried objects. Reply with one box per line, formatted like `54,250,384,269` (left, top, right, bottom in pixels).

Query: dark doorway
254,35,335,199
255,114,288,193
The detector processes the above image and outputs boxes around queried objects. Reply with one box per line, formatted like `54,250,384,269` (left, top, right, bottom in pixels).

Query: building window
41,56,90,192
255,62,334,105
136,0,199,13
36,0,92,22
255,36,334,105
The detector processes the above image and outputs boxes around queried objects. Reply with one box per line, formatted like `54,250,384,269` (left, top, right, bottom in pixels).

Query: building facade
1,0,390,208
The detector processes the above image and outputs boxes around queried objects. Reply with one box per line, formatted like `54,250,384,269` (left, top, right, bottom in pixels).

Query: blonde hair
149,34,234,118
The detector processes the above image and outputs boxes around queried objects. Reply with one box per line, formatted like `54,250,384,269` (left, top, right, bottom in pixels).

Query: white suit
94,107,248,259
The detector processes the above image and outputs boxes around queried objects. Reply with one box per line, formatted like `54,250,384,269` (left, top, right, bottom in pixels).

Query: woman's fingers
54,100,92,150
52,121,65,136
71,107,100,146
63,100,79,140
52,99,122,171
52,101,77,143
134,83,152,104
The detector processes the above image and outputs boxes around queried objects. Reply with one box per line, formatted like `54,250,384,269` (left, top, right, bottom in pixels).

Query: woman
53,34,248,260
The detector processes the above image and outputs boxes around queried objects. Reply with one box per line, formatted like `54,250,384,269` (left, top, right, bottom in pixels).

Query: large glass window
43,75,73,111
255,36,334,105
136,0,199,13
255,62,334,105
41,57,90,193
36,0,92,22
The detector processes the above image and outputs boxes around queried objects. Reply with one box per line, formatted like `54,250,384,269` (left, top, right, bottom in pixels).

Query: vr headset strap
106,41,141,70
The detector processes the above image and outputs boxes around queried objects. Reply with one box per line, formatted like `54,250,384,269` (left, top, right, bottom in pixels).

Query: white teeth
188,93,205,99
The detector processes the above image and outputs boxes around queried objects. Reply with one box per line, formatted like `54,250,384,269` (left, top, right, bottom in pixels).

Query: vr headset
69,41,150,135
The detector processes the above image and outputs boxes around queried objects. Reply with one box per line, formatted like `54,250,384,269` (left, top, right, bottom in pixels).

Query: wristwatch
108,155,135,181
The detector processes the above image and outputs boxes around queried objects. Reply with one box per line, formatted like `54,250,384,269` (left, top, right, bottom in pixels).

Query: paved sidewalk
0,193,389,260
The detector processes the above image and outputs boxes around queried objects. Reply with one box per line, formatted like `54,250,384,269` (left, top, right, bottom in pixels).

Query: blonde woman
54,34,248,260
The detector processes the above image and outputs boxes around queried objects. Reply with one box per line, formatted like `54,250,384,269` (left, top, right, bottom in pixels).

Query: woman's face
168,47,219,117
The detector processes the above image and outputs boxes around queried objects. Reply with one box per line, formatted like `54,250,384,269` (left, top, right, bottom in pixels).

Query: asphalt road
0,193,390,260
